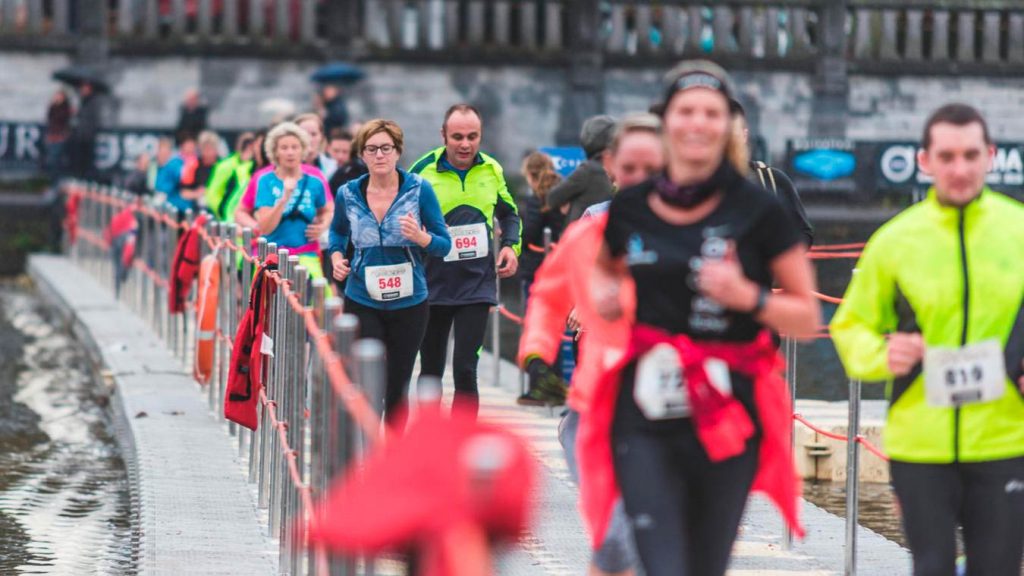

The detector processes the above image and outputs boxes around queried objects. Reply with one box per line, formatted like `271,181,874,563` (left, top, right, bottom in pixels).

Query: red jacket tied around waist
577,326,805,548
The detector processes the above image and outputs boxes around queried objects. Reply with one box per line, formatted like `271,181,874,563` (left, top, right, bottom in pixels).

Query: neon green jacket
205,154,253,223
830,188,1024,463
409,147,521,305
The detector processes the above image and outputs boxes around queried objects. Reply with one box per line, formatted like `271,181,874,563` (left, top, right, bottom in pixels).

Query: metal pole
353,338,385,576
308,278,328,576
782,336,799,549
492,216,502,390
328,309,357,576
845,378,862,576
206,220,219,408
268,249,291,536
249,238,269,480
290,263,309,576
257,242,278,500
279,258,300,571
223,223,237,435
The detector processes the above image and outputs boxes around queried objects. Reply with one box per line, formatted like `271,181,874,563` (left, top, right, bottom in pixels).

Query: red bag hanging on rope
224,254,278,430
168,213,209,314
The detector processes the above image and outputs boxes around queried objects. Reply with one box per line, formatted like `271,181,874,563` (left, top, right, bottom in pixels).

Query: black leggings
612,419,759,576
418,303,491,417
343,298,429,432
890,457,1024,576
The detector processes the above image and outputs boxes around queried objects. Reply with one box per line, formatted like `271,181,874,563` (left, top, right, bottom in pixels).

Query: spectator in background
321,84,349,135
69,82,102,179
175,88,208,143
155,135,199,214
295,112,337,180
180,130,222,206
545,114,616,223
327,128,364,192
44,89,73,177
518,151,564,304
122,152,153,197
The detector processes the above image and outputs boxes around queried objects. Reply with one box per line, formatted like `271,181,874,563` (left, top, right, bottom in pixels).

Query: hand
279,177,297,204
698,244,758,312
399,213,429,247
305,220,327,241
886,332,924,377
331,252,350,282
496,246,518,278
566,308,581,332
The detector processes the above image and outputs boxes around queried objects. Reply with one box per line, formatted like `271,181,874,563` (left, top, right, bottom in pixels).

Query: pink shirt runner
241,164,334,255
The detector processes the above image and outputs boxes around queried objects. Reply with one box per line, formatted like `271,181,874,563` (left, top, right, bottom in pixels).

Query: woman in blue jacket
329,119,451,430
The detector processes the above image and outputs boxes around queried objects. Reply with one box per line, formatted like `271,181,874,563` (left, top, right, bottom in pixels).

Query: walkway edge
28,254,277,576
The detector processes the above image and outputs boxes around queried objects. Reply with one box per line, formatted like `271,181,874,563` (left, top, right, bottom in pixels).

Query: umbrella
307,407,536,561
52,66,110,93
310,62,366,85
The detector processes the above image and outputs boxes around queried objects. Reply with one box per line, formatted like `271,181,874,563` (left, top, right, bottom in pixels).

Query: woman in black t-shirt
589,61,820,576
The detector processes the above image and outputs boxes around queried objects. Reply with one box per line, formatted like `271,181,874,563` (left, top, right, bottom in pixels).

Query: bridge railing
62,179,391,575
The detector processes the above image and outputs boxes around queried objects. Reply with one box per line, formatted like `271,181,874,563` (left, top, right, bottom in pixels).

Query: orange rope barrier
810,242,866,251
792,413,889,461
812,291,844,305
807,251,862,260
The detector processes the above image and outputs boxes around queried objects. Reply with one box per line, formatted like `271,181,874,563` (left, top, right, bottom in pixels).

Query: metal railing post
257,242,278,499
290,263,309,576
328,309,358,576
353,338,385,576
492,216,502,390
845,378,862,576
268,249,291,536
783,335,798,550
223,223,236,434
250,238,269,481
308,278,329,576
205,220,218,408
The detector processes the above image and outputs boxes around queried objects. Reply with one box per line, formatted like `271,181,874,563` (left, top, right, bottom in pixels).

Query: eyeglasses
363,144,396,156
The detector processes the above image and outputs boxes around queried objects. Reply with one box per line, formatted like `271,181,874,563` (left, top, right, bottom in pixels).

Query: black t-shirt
605,176,801,432
604,177,801,343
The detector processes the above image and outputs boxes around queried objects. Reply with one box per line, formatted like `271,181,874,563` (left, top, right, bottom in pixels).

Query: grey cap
580,114,617,158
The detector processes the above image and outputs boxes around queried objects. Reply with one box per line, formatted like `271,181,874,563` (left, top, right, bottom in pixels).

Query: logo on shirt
625,233,658,266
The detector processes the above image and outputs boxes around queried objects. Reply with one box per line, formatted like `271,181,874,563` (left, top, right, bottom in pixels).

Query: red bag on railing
64,189,80,246
224,254,278,430
105,207,139,268
168,213,209,314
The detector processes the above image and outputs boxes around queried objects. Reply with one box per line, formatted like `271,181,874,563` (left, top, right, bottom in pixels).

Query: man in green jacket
410,104,521,418
831,104,1024,576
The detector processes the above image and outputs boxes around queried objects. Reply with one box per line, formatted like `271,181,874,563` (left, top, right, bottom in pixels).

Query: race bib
444,223,489,262
633,344,732,421
365,263,414,302
924,339,1006,407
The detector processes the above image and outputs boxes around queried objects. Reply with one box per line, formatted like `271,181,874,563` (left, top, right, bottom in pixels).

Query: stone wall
5,52,1024,168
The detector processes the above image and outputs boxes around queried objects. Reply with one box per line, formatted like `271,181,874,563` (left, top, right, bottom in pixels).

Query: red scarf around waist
576,325,804,547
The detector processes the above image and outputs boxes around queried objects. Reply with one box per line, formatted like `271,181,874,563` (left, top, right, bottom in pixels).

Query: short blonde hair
197,130,220,150
608,113,662,155
354,119,404,156
264,122,311,165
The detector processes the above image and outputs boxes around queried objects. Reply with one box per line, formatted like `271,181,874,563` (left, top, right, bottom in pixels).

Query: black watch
751,285,769,316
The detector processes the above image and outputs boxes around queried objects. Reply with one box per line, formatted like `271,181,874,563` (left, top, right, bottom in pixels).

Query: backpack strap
753,161,778,197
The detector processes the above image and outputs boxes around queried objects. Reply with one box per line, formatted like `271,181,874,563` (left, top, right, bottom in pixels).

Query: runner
252,122,332,282
830,103,1024,576
518,151,564,305
730,100,814,247
410,104,521,418
546,115,617,223
587,60,818,576
516,113,666,576
205,132,255,221
329,119,451,430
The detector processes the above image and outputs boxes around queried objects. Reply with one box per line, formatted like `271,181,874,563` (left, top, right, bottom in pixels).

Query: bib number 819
945,365,984,388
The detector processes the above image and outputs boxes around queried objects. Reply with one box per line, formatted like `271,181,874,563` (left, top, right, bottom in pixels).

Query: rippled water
802,480,906,547
0,283,137,575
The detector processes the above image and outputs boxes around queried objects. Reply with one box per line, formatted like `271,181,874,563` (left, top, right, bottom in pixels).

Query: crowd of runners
116,57,1024,576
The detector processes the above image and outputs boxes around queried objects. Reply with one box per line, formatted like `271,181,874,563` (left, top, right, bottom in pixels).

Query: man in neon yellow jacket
831,104,1024,576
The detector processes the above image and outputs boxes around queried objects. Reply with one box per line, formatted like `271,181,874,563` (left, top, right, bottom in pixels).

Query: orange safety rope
792,413,889,461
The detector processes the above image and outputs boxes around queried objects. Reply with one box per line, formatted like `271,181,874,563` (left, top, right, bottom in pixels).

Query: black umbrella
53,66,110,93
310,62,366,85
